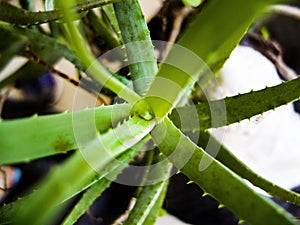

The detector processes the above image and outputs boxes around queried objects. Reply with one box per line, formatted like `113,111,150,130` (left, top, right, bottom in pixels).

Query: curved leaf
151,118,299,225
200,131,300,206
13,116,155,225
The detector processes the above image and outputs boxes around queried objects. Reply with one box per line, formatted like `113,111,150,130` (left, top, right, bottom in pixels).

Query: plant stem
57,0,141,105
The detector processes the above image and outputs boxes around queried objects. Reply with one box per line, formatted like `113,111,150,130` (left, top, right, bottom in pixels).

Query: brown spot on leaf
52,135,73,153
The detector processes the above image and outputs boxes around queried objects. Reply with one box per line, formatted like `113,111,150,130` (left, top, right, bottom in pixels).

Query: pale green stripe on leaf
151,118,298,225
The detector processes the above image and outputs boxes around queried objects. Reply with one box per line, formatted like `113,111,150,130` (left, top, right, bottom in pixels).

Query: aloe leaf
102,4,121,40
0,137,148,224
145,0,284,119
10,116,154,225
0,21,82,89
57,0,141,105
177,0,284,72
114,0,158,96
86,10,120,49
141,180,168,225
61,140,143,225
61,178,112,225
0,0,122,26
0,21,83,68
0,104,131,165
170,76,300,131
124,153,172,225
199,131,300,206
151,118,299,225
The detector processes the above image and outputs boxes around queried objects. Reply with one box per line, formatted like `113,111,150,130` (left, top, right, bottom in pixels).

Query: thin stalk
57,0,141,105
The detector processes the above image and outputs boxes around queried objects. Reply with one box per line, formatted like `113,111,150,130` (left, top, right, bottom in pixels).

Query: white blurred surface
209,46,300,189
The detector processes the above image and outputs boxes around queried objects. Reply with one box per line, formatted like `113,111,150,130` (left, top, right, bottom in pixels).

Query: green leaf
0,142,144,225
145,0,283,120
86,10,120,49
124,153,171,225
61,179,112,225
151,118,299,225
0,104,131,165
200,131,300,206
114,0,158,96
0,0,122,26
170,77,300,131
57,0,141,105
12,116,155,225
61,142,141,225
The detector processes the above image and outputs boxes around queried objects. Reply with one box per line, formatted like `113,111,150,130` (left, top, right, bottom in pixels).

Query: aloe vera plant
1,0,300,224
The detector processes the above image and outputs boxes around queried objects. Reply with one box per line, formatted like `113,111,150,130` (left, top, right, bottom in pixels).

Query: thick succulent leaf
61,142,142,225
0,104,131,165
145,0,284,119
151,118,299,225
170,76,300,131
0,142,143,225
199,131,300,206
0,0,121,26
9,116,154,225
114,0,158,96
124,153,171,225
